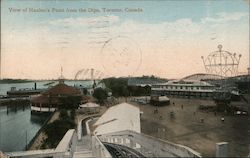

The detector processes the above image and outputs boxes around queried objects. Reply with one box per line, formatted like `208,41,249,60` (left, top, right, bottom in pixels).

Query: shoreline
27,111,58,150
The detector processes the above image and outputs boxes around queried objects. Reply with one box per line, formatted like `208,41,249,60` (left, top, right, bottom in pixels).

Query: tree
93,88,108,103
59,96,81,109
82,88,88,95
59,109,68,119
42,109,76,149
43,119,75,148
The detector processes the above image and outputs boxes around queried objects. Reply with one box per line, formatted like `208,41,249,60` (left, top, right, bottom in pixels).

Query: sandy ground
27,98,250,157
127,97,250,157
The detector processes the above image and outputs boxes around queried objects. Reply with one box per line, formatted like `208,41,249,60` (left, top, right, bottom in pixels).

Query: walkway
73,135,94,158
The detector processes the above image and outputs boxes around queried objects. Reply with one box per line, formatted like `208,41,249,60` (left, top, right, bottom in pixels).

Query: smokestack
34,82,37,90
91,68,94,81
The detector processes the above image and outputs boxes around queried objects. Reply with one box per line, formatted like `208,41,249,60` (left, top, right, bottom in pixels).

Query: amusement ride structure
201,45,242,77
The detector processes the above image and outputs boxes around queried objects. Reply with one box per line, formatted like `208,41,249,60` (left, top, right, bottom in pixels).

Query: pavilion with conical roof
31,68,89,112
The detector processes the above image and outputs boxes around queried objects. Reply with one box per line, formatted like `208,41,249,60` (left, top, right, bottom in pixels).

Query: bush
42,110,76,148
93,88,108,103
59,96,81,109
59,109,68,119
102,77,152,97
70,109,75,120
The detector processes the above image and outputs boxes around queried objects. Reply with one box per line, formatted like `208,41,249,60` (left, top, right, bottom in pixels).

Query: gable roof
94,102,141,135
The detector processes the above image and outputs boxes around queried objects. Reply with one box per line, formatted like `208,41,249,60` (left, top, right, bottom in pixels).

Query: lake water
0,80,93,152
0,105,48,152
0,80,93,95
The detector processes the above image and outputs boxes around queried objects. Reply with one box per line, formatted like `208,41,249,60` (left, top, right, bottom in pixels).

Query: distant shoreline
0,79,34,84
0,79,96,84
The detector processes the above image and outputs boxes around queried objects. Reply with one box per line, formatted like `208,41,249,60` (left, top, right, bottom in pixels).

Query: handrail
77,113,101,140
5,129,76,158
84,117,112,158
92,134,112,158
55,129,75,152
4,149,67,158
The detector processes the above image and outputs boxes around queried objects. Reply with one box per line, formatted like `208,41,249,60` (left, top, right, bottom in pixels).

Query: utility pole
0,43,1,79
0,1,1,80
248,26,250,75
248,48,250,74
0,115,1,148
25,130,28,150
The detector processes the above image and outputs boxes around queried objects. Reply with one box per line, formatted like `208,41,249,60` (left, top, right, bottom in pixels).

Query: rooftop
153,79,214,87
79,102,100,108
93,102,141,135
128,77,167,86
43,83,81,96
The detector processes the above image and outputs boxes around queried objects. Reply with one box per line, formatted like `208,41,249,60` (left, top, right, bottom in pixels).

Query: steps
73,135,94,158
73,150,94,158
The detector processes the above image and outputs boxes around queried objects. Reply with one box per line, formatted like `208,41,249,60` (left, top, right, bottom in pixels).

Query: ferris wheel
201,45,241,77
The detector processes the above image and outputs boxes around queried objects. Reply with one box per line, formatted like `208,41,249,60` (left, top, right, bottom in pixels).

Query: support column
122,138,127,145
216,142,228,157
129,139,135,149
117,137,122,144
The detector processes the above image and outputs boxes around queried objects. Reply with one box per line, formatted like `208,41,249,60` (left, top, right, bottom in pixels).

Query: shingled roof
31,82,83,105
31,95,57,104
43,83,81,96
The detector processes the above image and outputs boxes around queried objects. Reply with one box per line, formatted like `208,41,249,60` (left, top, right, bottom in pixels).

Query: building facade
151,79,216,98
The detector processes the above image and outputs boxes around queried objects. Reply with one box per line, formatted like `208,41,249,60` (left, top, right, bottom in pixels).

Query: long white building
151,79,216,98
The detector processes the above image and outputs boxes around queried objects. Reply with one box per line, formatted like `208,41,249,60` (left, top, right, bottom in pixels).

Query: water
0,105,49,152
0,80,93,95
0,80,93,152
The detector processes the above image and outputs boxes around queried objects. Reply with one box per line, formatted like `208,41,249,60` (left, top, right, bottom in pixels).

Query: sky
1,0,249,79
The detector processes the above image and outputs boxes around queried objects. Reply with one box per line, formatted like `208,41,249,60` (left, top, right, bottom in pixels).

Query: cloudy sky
1,0,249,79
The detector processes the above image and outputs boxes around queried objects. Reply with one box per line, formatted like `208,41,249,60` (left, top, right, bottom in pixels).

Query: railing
5,129,76,158
92,134,112,158
84,116,112,158
77,113,101,140
4,149,67,158
98,130,202,158
55,129,77,157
